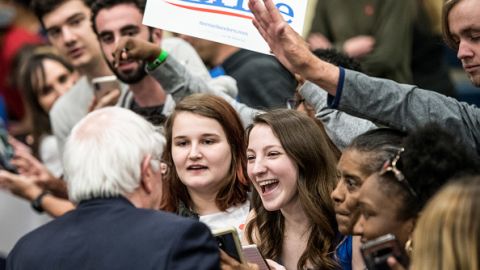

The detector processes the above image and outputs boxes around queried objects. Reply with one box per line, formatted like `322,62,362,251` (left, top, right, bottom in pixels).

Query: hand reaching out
11,150,55,183
248,0,313,75
113,37,161,67
8,135,32,154
0,170,42,201
247,0,339,95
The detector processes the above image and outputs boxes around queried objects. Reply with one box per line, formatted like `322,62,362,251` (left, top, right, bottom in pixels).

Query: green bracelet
147,50,169,71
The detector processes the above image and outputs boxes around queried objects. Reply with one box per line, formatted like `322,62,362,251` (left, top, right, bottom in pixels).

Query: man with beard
33,0,214,153
91,0,217,128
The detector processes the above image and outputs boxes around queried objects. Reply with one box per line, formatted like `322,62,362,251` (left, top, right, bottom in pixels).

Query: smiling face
448,0,480,86
42,0,101,70
353,173,414,246
331,150,370,235
171,111,232,196
94,3,151,84
36,58,78,112
247,124,299,211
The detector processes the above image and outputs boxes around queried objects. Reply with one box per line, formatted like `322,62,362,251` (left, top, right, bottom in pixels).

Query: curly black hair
346,128,407,176
312,48,362,72
380,122,480,220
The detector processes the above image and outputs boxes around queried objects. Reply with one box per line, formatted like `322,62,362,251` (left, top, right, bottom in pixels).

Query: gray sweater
151,57,376,150
332,69,480,155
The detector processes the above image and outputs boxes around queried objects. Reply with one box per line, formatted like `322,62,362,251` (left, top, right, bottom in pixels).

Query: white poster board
143,0,308,54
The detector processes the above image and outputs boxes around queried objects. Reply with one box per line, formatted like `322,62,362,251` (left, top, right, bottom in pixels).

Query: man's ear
151,28,163,45
140,155,154,194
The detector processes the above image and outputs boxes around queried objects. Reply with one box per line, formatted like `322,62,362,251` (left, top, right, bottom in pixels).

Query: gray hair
63,107,165,203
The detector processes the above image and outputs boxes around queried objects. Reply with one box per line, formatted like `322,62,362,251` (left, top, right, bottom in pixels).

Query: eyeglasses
379,148,417,198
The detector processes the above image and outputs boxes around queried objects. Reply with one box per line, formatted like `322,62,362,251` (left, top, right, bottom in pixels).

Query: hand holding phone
213,227,245,264
242,245,271,270
92,75,120,100
361,234,409,270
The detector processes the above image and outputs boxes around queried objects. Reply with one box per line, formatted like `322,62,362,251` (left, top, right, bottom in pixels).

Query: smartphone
242,244,270,270
361,234,409,270
0,127,17,174
91,75,120,99
213,227,245,263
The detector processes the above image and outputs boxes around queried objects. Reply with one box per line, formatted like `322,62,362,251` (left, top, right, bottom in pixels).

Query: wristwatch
31,191,50,213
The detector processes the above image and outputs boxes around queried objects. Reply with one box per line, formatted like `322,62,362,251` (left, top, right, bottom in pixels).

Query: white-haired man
6,107,220,270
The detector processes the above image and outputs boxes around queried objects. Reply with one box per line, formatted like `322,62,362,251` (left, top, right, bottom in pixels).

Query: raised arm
247,0,339,95
299,82,377,149
336,69,480,153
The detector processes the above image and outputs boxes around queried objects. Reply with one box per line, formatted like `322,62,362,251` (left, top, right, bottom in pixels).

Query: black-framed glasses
379,148,417,198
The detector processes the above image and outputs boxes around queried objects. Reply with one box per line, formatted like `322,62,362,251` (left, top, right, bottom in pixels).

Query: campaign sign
143,0,308,54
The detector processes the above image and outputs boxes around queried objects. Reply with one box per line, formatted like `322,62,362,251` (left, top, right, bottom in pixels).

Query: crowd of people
0,0,479,269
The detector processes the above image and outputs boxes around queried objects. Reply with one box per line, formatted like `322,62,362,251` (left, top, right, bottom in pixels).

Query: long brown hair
17,46,75,157
245,109,339,270
161,94,249,212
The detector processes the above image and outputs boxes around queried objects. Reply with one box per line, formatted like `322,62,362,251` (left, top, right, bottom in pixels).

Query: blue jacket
7,197,220,270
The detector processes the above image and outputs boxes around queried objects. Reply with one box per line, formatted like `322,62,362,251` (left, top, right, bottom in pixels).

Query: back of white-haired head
63,107,166,203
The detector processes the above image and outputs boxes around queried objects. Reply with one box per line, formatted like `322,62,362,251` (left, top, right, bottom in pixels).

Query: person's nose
331,179,346,204
62,26,77,47
251,157,267,177
188,142,202,160
457,39,474,60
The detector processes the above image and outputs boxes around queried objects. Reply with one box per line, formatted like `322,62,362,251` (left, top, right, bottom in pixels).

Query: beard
102,29,154,84
106,58,147,84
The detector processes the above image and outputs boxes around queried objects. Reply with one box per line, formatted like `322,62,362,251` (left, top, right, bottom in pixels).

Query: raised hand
248,0,313,75
247,0,339,95
113,36,161,67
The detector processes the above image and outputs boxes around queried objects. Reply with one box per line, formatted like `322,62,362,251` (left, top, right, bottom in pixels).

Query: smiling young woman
161,94,250,237
244,109,339,270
